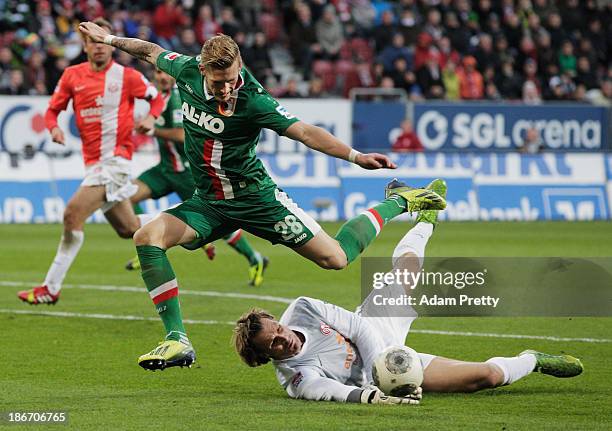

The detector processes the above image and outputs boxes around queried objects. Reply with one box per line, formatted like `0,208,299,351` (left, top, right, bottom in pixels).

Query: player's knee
133,226,155,246
116,225,137,239
62,207,79,230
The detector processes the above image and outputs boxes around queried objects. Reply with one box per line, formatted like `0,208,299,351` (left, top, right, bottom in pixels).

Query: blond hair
233,308,275,367
200,34,241,70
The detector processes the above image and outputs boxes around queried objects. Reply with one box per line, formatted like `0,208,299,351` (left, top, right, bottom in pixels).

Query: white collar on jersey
202,69,244,101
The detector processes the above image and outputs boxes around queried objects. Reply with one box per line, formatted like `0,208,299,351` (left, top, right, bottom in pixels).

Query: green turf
1,222,611,430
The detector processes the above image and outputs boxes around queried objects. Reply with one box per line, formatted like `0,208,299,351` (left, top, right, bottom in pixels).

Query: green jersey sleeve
156,51,194,80
168,88,183,128
249,93,300,135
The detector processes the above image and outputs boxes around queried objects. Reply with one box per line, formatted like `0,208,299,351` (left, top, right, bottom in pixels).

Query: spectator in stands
518,127,543,154
548,74,575,100
586,19,607,67
576,38,598,72
575,57,598,90
152,0,188,50
416,52,445,99
379,33,413,73
24,50,46,92
487,12,504,38
442,60,460,100
413,32,433,70
503,12,523,49
561,0,586,35
445,11,471,54
244,32,275,87
558,40,577,76
389,57,410,88
535,32,556,78
458,56,484,100
194,4,221,45
220,7,240,39
288,3,319,79
392,119,424,153
315,5,344,61
373,10,397,52
516,36,537,74
1,69,27,95
278,77,303,98
308,77,328,98
545,12,566,51
45,55,68,93
523,58,542,93
174,28,201,57
437,36,460,69
496,60,522,99
0,47,17,88
398,8,421,47
423,8,443,41
533,0,557,20
350,0,376,34
493,35,514,67
474,33,497,73
522,80,542,104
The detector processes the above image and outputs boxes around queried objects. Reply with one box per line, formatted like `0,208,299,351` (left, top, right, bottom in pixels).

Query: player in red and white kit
17,18,165,305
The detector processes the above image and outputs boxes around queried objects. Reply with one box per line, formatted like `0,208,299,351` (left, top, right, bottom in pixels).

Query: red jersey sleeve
45,70,73,131
126,69,164,118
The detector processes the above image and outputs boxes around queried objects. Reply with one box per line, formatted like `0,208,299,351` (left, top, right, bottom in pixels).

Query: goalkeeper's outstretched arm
79,21,165,65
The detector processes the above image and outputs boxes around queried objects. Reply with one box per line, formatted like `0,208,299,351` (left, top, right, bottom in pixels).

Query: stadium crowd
0,0,610,104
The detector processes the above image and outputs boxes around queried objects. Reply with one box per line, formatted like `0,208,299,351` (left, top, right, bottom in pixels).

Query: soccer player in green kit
79,22,446,371
128,68,268,287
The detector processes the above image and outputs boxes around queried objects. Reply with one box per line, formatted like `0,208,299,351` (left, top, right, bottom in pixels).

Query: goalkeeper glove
360,385,422,405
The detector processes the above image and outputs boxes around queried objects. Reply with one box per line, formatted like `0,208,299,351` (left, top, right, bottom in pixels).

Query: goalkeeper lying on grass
233,180,583,405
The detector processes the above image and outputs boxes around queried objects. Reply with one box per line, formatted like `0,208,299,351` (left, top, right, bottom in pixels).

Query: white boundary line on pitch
0,280,293,304
0,309,610,343
0,309,234,325
2,281,610,344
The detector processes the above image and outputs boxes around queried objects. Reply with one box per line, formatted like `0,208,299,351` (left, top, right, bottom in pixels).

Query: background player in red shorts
17,18,165,305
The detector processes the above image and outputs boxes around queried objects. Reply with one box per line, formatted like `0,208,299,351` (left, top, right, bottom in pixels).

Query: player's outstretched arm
284,122,397,170
78,22,165,65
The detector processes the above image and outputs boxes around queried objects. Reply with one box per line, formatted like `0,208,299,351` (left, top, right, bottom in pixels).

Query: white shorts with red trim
81,156,138,212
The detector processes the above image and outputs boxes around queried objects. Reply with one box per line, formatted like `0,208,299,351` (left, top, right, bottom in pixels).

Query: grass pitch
1,222,611,430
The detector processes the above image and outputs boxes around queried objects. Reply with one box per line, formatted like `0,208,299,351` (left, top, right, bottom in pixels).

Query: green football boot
520,349,584,378
138,340,196,371
416,179,448,227
385,179,446,212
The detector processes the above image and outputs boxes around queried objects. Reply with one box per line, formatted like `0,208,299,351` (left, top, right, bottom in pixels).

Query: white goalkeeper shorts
356,281,436,370
81,156,137,213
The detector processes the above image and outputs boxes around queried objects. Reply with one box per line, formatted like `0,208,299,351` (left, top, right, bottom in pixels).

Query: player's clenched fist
360,385,422,405
50,127,65,145
78,22,110,43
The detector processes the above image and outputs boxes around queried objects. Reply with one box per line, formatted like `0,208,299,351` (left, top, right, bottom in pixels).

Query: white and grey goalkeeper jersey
272,296,387,402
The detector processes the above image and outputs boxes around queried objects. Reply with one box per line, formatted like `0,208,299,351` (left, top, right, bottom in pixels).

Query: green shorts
138,164,195,201
164,186,322,250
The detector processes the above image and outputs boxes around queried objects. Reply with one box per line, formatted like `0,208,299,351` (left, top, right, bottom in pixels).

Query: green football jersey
156,86,189,173
156,51,300,200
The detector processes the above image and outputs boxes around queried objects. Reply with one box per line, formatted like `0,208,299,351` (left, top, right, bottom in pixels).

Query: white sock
137,213,156,227
392,222,433,268
486,354,536,385
43,230,85,295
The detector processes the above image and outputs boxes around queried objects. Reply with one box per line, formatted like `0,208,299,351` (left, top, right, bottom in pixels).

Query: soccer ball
372,345,423,397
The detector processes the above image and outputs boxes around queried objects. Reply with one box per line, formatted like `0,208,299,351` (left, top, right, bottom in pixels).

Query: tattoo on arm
111,37,164,64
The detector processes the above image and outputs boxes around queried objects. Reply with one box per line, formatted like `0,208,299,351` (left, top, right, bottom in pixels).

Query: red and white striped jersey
45,60,164,165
